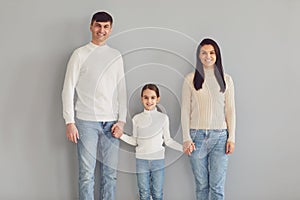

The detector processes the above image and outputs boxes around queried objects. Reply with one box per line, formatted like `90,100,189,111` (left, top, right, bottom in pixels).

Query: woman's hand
183,141,196,155
226,141,235,154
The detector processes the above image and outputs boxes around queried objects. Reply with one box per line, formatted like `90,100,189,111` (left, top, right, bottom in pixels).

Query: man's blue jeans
189,129,229,200
75,118,119,200
136,158,164,200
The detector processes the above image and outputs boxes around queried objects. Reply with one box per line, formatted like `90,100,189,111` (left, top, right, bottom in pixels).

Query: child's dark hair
141,84,160,97
91,11,113,25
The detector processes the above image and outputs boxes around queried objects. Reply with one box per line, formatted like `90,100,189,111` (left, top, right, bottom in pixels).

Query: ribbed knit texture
181,69,236,143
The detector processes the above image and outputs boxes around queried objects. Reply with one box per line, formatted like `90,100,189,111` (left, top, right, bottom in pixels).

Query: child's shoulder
132,112,142,120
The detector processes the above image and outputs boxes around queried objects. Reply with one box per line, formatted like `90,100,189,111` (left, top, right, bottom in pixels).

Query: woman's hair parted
193,38,226,92
141,83,160,97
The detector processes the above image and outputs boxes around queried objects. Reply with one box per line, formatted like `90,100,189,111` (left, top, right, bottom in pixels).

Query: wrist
66,123,75,127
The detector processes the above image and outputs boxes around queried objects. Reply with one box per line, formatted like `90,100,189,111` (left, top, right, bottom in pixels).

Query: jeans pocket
103,121,116,131
219,130,228,140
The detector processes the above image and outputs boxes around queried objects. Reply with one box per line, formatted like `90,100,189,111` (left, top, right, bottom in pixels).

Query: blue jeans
136,158,164,200
75,118,119,200
189,129,229,200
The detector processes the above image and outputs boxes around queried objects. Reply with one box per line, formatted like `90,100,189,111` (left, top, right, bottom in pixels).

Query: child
114,83,183,200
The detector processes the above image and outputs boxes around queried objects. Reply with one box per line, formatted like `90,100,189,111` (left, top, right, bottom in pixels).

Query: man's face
90,21,112,44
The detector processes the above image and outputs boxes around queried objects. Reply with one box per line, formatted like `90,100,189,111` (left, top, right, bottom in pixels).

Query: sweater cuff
65,118,75,125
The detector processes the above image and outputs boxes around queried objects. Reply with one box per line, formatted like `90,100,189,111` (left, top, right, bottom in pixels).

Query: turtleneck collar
143,107,157,114
89,42,107,48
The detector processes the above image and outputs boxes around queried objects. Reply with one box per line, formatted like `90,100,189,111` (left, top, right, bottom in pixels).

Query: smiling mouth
97,33,105,36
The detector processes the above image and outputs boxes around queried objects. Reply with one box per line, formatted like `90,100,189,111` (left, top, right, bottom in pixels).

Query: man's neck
91,40,106,46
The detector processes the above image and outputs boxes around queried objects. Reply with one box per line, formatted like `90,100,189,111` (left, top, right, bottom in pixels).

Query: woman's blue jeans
75,118,119,200
136,158,164,200
189,129,229,200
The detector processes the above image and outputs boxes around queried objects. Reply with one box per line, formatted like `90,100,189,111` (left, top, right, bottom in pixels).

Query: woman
181,38,236,200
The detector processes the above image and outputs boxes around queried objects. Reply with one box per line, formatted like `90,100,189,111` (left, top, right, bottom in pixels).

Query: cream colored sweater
181,69,236,143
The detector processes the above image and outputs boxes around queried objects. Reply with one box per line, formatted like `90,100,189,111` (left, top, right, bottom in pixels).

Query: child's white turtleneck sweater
121,108,182,160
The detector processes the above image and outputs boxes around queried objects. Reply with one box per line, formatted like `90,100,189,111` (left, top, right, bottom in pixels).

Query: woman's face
199,44,216,69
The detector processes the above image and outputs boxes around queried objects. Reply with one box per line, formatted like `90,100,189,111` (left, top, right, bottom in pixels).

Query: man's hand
66,123,79,143
111,121,125,138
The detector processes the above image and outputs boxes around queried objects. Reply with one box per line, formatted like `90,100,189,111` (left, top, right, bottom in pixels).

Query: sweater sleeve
225,75,236,143
62,50,81,124
163,116,183,152
116,55,127,123
181,74,193,142
120,117,137,146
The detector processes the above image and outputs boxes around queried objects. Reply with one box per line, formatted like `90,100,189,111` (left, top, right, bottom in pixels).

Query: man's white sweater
62,42,127,124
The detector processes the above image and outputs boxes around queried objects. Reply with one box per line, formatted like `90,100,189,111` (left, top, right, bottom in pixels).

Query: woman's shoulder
185,72,195,79
183,72,195,83
224,73,234,88
224,73,233,82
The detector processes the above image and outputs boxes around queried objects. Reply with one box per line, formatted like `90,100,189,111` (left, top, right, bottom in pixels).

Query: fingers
226,142,235,154
66,123,79,144
111,121,125,133
111,124,117,132
111,126,123,138
67,132,79,143
183,141,196,155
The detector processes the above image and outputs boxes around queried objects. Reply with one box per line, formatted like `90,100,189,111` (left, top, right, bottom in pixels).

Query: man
62,11,127,200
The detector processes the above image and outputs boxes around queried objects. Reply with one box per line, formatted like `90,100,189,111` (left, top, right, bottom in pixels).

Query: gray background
1,0,299,199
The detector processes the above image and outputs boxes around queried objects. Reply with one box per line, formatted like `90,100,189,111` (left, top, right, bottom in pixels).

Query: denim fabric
75,118,119,200
136,159,164,200
189,129,229,200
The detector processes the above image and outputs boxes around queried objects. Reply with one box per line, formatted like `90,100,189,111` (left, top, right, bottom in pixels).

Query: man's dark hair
91,11,113,25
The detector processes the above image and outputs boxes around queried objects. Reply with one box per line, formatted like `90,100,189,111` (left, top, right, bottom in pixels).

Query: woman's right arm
181,75,195,154
181,75,193,143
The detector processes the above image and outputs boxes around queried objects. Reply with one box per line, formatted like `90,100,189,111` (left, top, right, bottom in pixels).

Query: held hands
183,141,196,156
111,121,125,138
66,123,79,143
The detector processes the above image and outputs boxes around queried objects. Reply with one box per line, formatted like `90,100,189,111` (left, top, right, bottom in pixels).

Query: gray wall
1,0,299,199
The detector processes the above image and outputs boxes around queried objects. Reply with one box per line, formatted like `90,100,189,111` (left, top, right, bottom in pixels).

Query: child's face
141,89,160,110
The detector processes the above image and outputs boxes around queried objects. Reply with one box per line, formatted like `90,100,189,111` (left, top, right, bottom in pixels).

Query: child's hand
183,141,196,155
111,121,124,138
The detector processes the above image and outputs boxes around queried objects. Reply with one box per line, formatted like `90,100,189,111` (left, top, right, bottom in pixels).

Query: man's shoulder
73,43,94,54
105,45,122,56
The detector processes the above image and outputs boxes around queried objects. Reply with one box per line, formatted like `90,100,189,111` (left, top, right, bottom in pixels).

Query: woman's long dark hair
193,38,226,92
